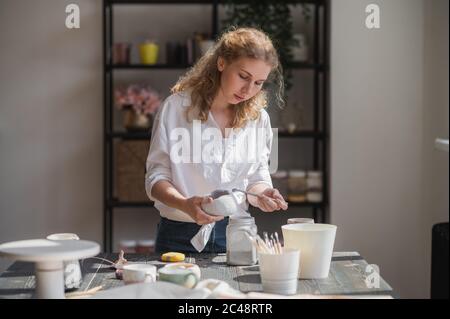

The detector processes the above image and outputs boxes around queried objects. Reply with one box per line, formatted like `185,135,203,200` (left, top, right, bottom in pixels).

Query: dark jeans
155,217,229,254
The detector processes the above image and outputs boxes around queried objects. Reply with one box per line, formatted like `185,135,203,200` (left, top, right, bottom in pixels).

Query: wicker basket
114,140,151,202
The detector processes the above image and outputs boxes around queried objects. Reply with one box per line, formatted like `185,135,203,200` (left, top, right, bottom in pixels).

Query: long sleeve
246,111,274,190
145,99,172,202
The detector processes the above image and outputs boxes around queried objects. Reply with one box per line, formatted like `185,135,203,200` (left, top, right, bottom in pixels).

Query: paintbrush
274,232,283,254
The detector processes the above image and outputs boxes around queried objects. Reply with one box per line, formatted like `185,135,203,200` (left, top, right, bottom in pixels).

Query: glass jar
291,33,308,62
306,171,323,202
226,216,258,266
271,170,288,199
287,170,307,202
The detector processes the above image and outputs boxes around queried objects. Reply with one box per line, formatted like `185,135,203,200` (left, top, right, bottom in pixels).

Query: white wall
330,0,448,298
0,0,103,271
423,0,449,224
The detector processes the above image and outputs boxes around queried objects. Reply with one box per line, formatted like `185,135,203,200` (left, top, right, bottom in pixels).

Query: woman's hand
182,196,224,225
253,188,288,212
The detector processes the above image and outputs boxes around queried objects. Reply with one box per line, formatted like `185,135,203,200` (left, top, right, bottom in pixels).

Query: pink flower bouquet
114,84,162,116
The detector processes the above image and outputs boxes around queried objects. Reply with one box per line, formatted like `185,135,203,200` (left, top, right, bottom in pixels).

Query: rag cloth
190,191,248,252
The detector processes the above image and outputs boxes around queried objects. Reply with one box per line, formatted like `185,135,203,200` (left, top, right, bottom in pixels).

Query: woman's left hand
256,188,288,212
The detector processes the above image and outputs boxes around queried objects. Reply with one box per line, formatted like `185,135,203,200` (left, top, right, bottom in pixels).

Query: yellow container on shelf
139,42,159,65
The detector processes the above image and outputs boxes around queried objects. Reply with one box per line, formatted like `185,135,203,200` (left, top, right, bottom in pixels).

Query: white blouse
145,90,273,223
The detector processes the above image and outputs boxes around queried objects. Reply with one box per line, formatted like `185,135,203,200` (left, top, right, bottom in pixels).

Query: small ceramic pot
201,189,243,217
158,267,198,289
122,263,157,285
161,263,201,280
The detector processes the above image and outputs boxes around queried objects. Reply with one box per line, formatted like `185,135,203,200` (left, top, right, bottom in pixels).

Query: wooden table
0,252,394,299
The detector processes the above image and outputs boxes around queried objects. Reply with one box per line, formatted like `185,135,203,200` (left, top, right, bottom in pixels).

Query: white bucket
281,223,337,279
258,248,300,295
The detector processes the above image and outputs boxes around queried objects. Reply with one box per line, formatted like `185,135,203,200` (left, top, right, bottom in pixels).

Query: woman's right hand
182,196,224,225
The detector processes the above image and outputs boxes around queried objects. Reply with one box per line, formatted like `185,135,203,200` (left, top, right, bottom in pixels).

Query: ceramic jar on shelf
291,33,308,62
287,170,307,203
119,240,137,253
306,171,323,203
123,108,153,132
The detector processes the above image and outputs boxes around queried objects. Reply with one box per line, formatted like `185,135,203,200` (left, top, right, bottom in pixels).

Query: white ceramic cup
282,223,337,279
46,233,83,290
122,264,157,285
258,248,300,295
287,218,315,224
47,233,80,241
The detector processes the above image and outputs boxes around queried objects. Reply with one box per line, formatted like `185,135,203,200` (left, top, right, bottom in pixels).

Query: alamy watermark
166,121,279,173
65,5,381,33
365,264,381,289
365,4,381,29
65,4,80,29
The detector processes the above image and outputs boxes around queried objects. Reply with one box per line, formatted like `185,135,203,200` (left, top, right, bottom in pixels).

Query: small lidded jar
119,240,137,254
306,171,323,202
226,216,258,266
135,239,155,254
287,170,307,203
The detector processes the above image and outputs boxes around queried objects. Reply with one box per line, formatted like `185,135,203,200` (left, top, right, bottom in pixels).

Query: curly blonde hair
171,27,284,129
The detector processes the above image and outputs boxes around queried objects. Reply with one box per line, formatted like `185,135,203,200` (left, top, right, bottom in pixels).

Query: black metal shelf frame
103,0,330,252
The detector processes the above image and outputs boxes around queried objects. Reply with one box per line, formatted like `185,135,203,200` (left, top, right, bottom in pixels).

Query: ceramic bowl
201,194,239,217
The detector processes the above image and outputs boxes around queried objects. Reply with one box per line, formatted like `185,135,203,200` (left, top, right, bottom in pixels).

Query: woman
145,27,288,254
